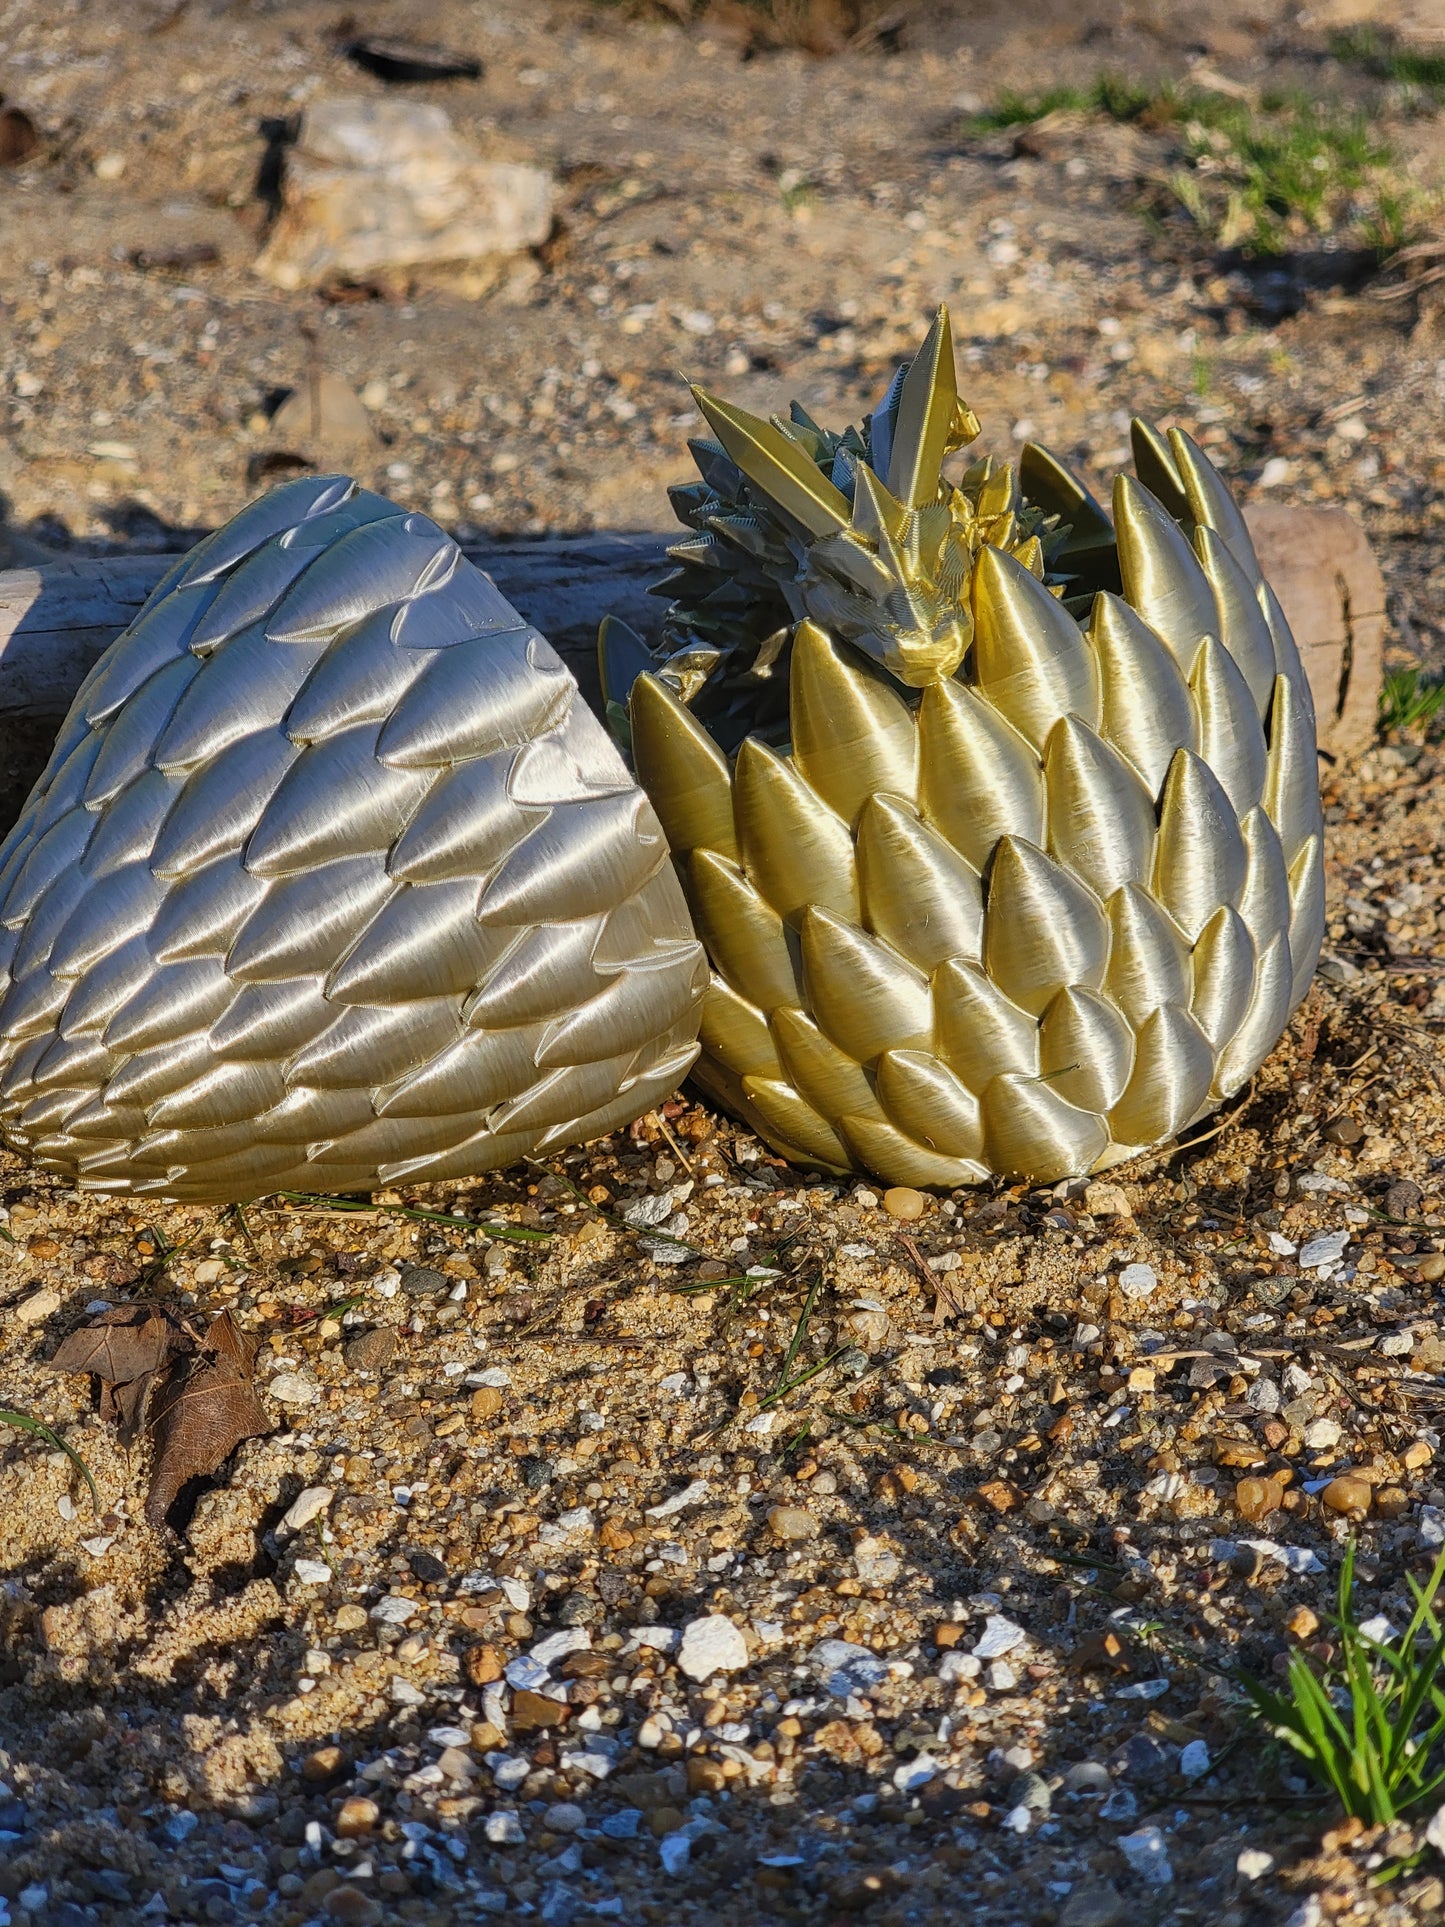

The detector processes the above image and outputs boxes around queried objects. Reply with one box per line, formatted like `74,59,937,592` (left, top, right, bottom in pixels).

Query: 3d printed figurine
604,307,1324,1186
0,477,704,1200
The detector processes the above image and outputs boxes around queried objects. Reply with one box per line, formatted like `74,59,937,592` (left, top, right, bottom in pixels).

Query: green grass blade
0,1407,99,1514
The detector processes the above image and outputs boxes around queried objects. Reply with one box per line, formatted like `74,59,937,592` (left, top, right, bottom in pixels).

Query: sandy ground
3,2,1445,1924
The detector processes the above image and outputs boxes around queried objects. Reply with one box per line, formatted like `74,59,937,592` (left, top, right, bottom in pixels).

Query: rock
437,1746,476,1781
511,1689,568,1730
471,1385,504,1419
677,1613,749,1681
464,1644,504,1686
767,1505,817,1542
344,1328,397,1373
853,1535,900,1586
973,1613,1026,1659
15,1286,59,1325
301,1745,348,1784
1304,1418,1343,1449
269,1372,319,1406
281,1486,335,1533
255,96,554,293
1117,1262,1157,1300
335,1796,379,1837
1322,1476,1372,1519
1083,1182,1132,1218
1061,1884,1125,1927
1234,1476,1284,1522
1237,1848,1275,1880
1117,1825,1173,1886
269,373,376,464
322,1888,382,1926
334,1604,368,1633
543,1801,585,1832
1418,1254,1445,1283
369,1595,417,1625
881,1187,926,1221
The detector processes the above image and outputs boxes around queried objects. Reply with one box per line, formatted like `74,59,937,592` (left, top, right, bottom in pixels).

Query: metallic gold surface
614,306,1325,1185
0,478,705,1199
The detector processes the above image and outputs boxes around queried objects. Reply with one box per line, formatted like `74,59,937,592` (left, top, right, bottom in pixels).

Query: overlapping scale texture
0,476,704,1200
623,312,1323,1186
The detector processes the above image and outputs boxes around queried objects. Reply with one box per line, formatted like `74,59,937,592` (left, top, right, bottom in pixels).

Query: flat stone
269,1372,319,1405
281,1486,334,1533
15,1287,60,1325
677,1614,749,1681
767,1506,818,1542
511,1689,568,1730
343,1327,396,1372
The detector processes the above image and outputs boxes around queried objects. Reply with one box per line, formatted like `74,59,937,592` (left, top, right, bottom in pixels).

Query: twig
271,1189,550,1245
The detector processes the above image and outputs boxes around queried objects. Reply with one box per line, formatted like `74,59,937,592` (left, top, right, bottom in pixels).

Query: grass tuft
1381,666,1445,733
0,1406,100,1513
1333,28,1445,98
1242,1538,1445,1827
964,76,1414,258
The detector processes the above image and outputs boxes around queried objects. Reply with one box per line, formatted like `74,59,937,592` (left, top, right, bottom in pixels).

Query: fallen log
0,532,672,720
0,508,1385,753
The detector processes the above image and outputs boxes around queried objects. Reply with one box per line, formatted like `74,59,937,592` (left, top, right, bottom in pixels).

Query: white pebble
1299,1231,1349,1270
370,1595,418,1625
268,1372,318,1406
1118,1262,1158,1300
1118,1825,1173,1886
1237,1848,1274,1880
677,1614,749,1681
485,1810,525,1845
1179,1739,1211,1781
973,1613,1026,1659
281,1486,334,1533
293,1559,332,1586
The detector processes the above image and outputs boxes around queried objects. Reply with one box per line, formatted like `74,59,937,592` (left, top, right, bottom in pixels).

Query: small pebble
335,1796,379,1837
1321,1476,1372,1519
269,1372,319,1405
14,1287,59,1325
343,1328,396,1372
1236,1849,1274,1881
1117,1262,1157,1300
767,1505,817,1542
281,1486,334,1533
323,1888,382,1926
1418,1253,1445,1283
882,1187,926,1221
677,1613,749,1681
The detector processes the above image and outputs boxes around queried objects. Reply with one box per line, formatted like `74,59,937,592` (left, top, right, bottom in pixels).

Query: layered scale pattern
615,311,1325,1186
0,476,704,1201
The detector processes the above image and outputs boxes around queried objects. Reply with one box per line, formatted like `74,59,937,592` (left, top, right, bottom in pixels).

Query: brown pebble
1323,1116,1364,1146
511,1689,568,1730
471,1385,504,1419
934,1623,964,1649
649,1805,686,1837
1373,1484,1410,1520
882,1186,926,1221
1404,1439,1434,1470
335,1796,379,1838
333,1604,368,1633
1417,1254,1445,1283
1285,1605,1319,1641
1321,1476,1372,1519
1234,1475,1284,1522
322,1888,382,1927
686,1757,727,1793
300,1744,347,1784
470,1720,505,1751
464,1644,504,1687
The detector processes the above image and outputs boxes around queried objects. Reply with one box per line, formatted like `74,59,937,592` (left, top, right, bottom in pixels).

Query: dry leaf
51,1301,187,1387
144,1311,269,1527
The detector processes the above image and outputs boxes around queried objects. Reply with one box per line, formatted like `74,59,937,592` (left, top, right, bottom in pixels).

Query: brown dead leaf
144,1311,269,1527
51,1301,187,1387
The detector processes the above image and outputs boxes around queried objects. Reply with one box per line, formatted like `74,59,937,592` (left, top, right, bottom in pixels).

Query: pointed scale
934,957,1039,1090
855,794,984,974
790,620,917,826
1288,836,1325,1009
740,1073,851,1171
1103,883,1192,1028
971,544,1098,751
1038,984,1135,1114
982,836,1109,1016
628,673,739,864
885,306,957,510
799,906,931,1063
1189,905,1256,1050
1042,716,1156,901
1258,580,1316,726
1108,1004,1214,1149
1193,525,1276,719
697,978,782,1086
1214,934,1294,1099
1018,442,1119,593
1169,428,1262,584
839,1110,987,1190
981,1071,1109,1183
1151,749,1246,944
733,737,858,925
1129,420,1190,523
689,387,851,541
772,1005,885,1125
1113,474,1218,667
1262,673,1324,868
917,678,1044,871
1187,633,1267,818
1088,592,1196,796
1235,807,1293,959
875,1047,984,1161
687,849,800,1014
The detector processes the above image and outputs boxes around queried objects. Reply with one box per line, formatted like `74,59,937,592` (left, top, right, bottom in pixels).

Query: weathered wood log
1243,503,1386,758
0,532,673,720
0,510,1386,751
